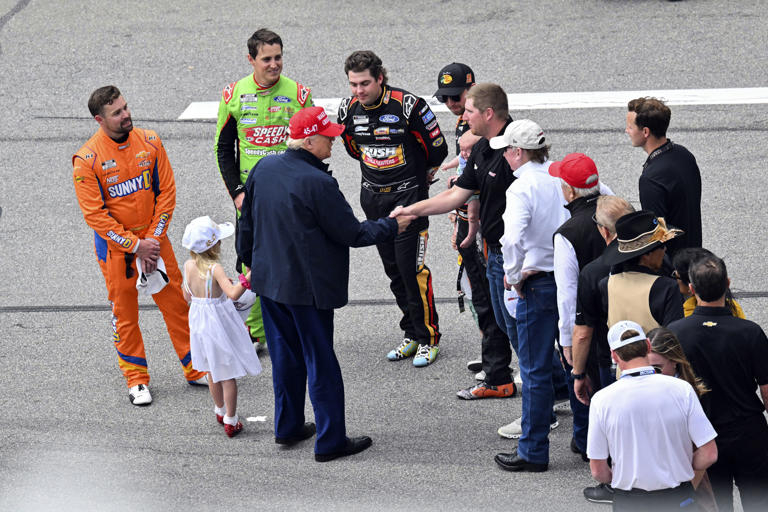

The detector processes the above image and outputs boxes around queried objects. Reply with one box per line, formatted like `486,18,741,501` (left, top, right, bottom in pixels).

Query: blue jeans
559,349,590,453
516,274,558,465
486,248,518,355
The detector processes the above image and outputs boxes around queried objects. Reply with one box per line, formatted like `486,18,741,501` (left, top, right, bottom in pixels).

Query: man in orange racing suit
73,85,206,406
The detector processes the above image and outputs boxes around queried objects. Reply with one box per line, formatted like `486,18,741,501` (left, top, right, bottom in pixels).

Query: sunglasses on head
437,94,462,103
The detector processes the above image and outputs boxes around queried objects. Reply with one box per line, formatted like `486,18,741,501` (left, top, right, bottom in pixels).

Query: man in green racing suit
214,28,312,343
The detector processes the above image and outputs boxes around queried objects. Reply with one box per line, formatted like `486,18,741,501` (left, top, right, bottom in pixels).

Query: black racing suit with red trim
339,85,448,345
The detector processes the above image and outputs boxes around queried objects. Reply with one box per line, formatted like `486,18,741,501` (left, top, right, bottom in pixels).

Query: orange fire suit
73,126,205,387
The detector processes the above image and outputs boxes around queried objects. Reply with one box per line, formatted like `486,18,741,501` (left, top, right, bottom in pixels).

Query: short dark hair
689,255,728,302
248,28,283,58
88,85,122,117
672,247,714,285
627,97,671,138
524,146,550,164
344,50,388,86
613,329,649,361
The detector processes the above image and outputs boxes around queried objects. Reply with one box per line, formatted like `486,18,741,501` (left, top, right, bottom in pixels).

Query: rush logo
244,125,288,146
108,170,151,198
361,145,406,169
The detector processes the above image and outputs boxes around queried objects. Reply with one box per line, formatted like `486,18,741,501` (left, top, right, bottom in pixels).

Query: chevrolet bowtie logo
702,321,718,327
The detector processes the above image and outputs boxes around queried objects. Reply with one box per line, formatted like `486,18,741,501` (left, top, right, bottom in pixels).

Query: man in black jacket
339,50,448,367
238,107,413,462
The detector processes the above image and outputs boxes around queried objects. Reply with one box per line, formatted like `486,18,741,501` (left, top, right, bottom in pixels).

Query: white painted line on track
178,87,768,120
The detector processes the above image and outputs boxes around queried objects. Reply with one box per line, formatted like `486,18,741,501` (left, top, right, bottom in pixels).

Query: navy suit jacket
237,148,397,309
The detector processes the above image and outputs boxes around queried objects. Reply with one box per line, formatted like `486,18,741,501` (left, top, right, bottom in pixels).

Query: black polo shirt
455,118,514,247
639,140,702,257
575,242,613,367
669,306,768,427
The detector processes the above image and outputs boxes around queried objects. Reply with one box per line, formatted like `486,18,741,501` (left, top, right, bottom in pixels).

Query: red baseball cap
548,153,599,189
289,106,345,139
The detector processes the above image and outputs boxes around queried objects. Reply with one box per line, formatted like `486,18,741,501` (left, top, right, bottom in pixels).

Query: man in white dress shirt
492,120,569,473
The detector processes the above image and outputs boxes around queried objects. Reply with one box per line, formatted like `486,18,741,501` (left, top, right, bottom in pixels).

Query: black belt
526,271,554,281
613,481,692,496
361,177,417,194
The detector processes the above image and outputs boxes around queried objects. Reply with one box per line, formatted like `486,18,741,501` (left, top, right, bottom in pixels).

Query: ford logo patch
379,114,399,123
273,96,291,103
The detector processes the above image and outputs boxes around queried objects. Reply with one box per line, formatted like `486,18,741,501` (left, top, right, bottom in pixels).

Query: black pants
709,414,768,512
456,216,511,385
613,482,696,511
361,184,439,345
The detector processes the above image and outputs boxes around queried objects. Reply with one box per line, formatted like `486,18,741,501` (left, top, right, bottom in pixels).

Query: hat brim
317,122,345,137
434,86,468,97
548,160,563,178
488,135,508,150
217,221,235,240
602,240,664,266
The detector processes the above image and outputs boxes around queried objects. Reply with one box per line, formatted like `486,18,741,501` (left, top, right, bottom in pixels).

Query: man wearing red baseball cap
237,106,415,462
548,153,615,478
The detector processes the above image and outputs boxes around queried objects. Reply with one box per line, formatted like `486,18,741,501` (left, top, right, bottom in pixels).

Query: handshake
389,205,417,234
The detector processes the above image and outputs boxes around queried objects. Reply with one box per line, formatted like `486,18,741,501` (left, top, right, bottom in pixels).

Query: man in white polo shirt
587,320,718,511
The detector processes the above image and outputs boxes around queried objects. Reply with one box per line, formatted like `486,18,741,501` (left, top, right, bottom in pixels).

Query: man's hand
390,205,414,218
234,191,245,211
563,346,573,366
574,376,593,406
396,214,416,234
136,238,160,273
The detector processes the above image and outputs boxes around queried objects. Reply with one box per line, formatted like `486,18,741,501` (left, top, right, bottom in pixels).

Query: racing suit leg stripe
416,265,440,345
152,237,206,382
102,249,150,387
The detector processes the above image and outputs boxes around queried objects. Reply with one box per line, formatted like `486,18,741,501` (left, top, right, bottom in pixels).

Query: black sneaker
583,483,614,504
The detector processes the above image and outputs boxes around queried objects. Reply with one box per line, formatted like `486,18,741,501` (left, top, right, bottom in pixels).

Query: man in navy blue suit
238,106,414,462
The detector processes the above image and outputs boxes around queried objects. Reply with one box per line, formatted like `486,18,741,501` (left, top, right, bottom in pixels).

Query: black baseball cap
434,63,475,97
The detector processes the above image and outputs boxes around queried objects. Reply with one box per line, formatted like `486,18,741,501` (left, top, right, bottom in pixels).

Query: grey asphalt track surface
1,1,766,510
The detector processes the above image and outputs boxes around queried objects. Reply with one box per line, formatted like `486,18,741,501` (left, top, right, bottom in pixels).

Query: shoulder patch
222,82,236,104
297,84,311,107
338,97,352,122
390,90,403,104
403,94,418,119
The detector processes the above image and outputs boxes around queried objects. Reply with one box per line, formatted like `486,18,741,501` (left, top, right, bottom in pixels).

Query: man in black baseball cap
434,62,476,117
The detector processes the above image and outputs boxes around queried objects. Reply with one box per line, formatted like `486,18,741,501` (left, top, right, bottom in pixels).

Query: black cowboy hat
602,210,683,265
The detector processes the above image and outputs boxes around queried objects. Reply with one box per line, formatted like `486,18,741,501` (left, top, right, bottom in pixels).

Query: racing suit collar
361,85,388,111
252,73,281,90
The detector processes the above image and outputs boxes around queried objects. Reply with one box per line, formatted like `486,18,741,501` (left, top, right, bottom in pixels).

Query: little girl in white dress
181,216,262,437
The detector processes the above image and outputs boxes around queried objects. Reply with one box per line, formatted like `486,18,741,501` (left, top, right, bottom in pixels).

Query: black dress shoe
494,449,548,472
583,483,614,503
275,422,316,445
570,437,589,462
315,436,372,462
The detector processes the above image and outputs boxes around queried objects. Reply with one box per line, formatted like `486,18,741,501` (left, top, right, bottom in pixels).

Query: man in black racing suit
339,50,448,367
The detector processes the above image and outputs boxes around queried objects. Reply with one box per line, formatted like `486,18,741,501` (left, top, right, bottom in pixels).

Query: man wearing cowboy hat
238,106,414,462
598,210,685,335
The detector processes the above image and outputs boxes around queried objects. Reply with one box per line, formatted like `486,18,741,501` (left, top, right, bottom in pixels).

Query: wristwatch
571,370,586,380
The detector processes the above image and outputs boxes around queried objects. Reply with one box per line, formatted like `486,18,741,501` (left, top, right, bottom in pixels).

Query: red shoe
216,414,224,425
456,381,517,400
224,421,243,438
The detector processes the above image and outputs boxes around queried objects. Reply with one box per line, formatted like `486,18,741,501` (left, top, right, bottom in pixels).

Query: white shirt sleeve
500,184,531,285
554,234,578,347
587,395,610,460
686,386,718,448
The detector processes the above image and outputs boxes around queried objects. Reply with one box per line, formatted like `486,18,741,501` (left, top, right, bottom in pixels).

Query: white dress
184,264,262,383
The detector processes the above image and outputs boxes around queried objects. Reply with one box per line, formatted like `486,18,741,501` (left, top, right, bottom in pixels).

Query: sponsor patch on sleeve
431,136,444,147
421,111,435,124
222,82,236,104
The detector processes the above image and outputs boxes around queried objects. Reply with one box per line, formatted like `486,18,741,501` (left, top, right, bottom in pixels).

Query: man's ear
688,283,696,297
642,126,651,139
94,114,104,125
